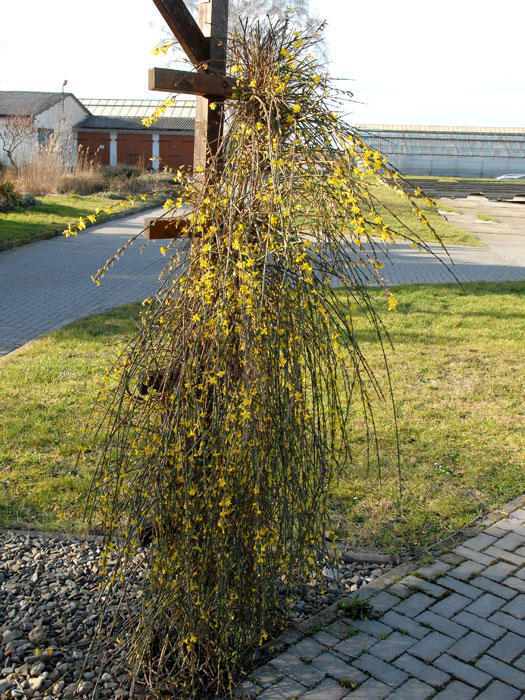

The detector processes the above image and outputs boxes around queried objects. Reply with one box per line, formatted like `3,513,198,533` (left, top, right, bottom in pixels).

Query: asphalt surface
1,200,524,356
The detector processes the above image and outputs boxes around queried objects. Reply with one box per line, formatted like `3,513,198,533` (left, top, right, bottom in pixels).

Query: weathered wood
144,215,195,239
149,67,235,98
194,0,229,172
151,0,210,68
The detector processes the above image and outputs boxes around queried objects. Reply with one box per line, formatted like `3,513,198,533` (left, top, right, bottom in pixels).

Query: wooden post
147,0,229,239
194,0,229,172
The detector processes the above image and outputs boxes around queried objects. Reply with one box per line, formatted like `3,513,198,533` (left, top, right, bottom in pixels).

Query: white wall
0,95,88,168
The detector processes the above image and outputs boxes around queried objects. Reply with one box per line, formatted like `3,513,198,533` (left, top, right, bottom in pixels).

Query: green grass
1,283,523,552
332,281,525,555
0,194,149,250
437,204,460,214
477,212,498,223
0,306,140,530
370,185,482,246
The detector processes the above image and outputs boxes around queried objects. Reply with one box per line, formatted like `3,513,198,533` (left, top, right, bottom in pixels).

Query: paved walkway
238,501,525,699
1,203,525,356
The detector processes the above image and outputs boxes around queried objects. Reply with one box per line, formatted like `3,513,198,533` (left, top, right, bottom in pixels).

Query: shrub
0,181,24,212
85,17,442,699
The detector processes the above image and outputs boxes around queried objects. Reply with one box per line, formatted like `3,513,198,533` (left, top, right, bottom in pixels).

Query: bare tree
155,0,328,60
0,115,36,170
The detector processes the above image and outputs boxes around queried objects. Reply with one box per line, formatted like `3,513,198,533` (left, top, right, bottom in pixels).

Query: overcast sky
1,0,524,127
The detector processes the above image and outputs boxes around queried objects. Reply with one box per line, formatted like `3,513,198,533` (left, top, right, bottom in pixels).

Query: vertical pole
194,0,229,174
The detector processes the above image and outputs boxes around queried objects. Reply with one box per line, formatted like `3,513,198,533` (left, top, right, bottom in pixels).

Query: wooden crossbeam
147,0,229,240
144,216,196,240
149,67,235,98
151,0,210,68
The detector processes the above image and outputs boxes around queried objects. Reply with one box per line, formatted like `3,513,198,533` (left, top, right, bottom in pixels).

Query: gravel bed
0,530,392,698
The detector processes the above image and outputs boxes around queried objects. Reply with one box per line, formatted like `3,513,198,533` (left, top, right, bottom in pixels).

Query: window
37,128,53,147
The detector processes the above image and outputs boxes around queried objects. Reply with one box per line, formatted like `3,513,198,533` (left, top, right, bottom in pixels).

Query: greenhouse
357,124,525,178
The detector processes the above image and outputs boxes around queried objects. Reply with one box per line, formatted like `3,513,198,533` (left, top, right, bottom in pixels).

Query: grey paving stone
516,547,525,558
429,593,470,617
512,509,525,521
310,652,367,684
341,678,391,700
461,533,498,551
452,610,506,639
289,638,325,661
464,592,506,617
415,610,468,639
353,652,408,687
397,575,446,598
334,633,376,659
440,552,465,565
257,677,307,700
393,592,434,618
431,680,478,699
489,631,525,663
381,610,430,639
504,576,525,593
407,631,455,663
474,680,521,700
516,654,525,671
268,653,325,686
324,620,357,640
447,631,493,662
435,575,484,599
468,576,518,600
250,663,283,687
514,567,525,580
233,679,263,697
483,561,519,581
415,560,452,581
368,631,417,662
393,652,451,688
434,653,493,688
489,611,525,635
494,519,525,537
301,678,346,700
487,546,523,566
387,582,412,599
453,545,496,566
497,533,525,552
448,560,485,581
313,631,340,648
501,594,525,619
370,591,401,613
382,678,434,700
485,525,510,538
476,654,525,690
348,619,393,639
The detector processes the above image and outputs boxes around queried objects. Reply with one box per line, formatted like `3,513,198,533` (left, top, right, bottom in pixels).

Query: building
357,125,525,179
77,99,195,171
0,91,196,171
0,91,89,168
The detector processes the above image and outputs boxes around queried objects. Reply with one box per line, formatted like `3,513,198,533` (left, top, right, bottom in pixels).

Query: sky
1,0,524,127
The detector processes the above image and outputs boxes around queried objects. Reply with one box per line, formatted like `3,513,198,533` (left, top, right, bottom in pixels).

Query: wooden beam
194,0,229,172
144,215,195,240
151,0,210,68
149,67,234,98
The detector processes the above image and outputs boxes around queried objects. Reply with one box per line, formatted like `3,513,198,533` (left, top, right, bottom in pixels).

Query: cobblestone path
237,502,525,699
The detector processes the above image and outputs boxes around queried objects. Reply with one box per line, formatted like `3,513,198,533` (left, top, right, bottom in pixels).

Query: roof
0,91,88,117
76,115,194,132
358,126,525,159
80,98,196,120
357,124,525,135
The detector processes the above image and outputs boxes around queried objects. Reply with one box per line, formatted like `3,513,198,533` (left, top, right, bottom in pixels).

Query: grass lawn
333,281,524,555
369,184,482,247
1,282,523,554
0,194,150,250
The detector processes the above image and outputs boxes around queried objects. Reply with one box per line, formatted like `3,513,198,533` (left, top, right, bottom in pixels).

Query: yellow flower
388,296,399,312
292,104,301,113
